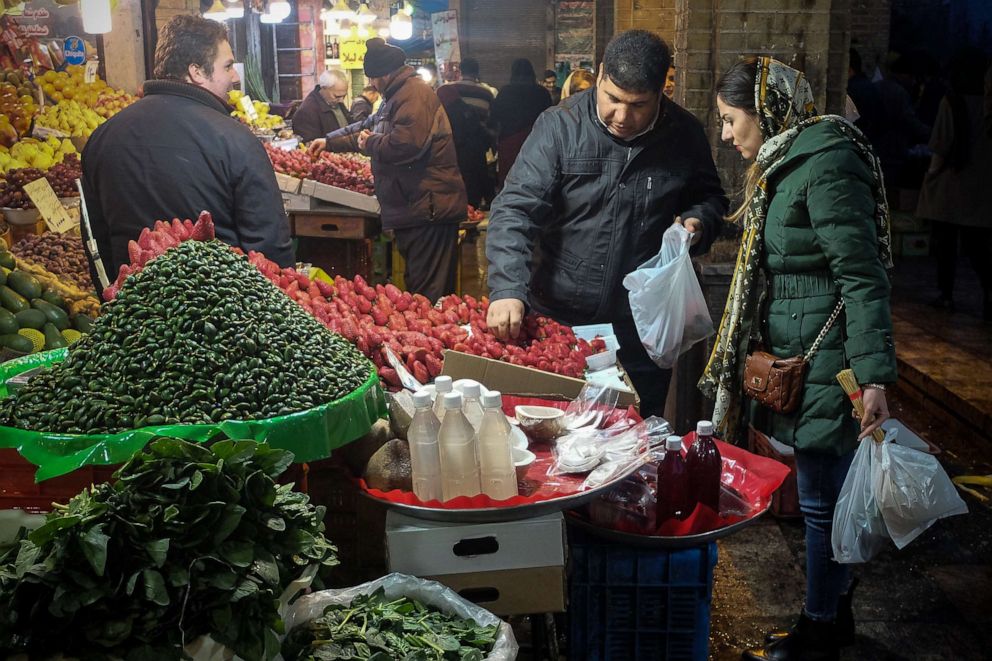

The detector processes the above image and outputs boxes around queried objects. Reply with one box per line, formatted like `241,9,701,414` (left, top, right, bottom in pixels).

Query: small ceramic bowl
512,447,536,481
2,207,40,226
515,405,565,442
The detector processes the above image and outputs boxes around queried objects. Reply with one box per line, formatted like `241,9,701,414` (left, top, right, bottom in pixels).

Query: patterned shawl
698,57,892,442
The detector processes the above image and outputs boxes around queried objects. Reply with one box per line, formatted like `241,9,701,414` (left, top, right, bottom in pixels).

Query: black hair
602,30,671,92
716,57,758,114
510,59,537,84
154,14,228,81
849,48,863,74
543,69,557,79
461,57,480,78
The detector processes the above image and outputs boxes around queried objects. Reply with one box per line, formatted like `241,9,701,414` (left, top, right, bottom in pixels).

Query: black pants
931,221,992,303
614,317,673,419
393,223,460,303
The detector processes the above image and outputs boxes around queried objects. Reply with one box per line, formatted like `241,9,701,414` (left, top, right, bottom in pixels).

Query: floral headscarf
699,57,892,442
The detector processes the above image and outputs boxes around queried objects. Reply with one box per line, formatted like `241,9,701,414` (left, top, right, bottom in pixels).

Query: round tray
357,463,644,524
2,207,40,226
564,500,772,549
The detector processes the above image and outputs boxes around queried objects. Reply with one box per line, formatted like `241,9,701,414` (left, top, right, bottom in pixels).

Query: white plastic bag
622,223,714,369
278,572,518,661
832,433,891,564
874,439,968,549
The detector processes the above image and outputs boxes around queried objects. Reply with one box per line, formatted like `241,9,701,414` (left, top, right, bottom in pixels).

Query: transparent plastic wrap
563,382,622,431
832,431,892,564
874,434,967,550
549,413,651,478
622,224,714,369
279,572,517,661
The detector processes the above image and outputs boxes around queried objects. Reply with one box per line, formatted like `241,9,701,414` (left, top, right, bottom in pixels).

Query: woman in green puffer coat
699,57,898,661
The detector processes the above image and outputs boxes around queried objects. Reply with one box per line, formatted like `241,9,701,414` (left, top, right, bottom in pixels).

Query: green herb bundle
0,438,338,660
282,588,499,661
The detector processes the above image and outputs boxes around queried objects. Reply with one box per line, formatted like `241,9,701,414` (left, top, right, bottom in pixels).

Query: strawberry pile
103,211,215,301
263,144,374,196
466,205,485,223
246,252,603,389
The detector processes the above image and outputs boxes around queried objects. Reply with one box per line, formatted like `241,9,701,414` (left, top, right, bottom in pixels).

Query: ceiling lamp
377,26,390,38
355,2,376,24
390,10,412,41
270,1,291,19
203,0,230,22
326,0,354,21
225,0,245,19
80,0,113,33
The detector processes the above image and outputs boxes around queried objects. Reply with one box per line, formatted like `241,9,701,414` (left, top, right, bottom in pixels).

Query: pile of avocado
0,249,93,355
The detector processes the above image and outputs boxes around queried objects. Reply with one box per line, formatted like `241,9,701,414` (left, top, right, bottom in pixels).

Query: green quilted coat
752,121,897,456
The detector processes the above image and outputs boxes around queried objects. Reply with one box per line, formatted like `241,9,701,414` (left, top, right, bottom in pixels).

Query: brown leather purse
743,299,845,415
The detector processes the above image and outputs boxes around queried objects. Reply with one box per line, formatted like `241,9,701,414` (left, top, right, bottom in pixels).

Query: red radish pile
264,144,312,179
246,251,604,389
102,211,215,301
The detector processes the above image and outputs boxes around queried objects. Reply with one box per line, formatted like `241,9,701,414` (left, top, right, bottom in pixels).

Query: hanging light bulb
390,10,412,41
270,1,291,19
355,2,376,24
225,0,244,19
81,0,113,33
327,0,354,21
377,26,390,38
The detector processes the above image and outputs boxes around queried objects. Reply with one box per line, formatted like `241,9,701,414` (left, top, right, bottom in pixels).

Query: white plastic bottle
407,390,443,502
461,382,485,431
477,391,518,500
438,392,481,501
433,375,453,422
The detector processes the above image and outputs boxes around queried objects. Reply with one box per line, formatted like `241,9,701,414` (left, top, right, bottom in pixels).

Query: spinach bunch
282,588,499,661
0,437,338,660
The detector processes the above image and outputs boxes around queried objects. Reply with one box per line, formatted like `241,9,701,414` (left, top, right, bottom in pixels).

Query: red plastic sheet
359,396,641,509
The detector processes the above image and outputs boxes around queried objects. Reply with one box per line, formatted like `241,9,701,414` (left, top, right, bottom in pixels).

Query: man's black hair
602,30,671,93
543,69,557,79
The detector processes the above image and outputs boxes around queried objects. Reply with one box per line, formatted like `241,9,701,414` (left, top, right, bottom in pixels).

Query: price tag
84,60,98,84
239,95,258,121
23,178,76,233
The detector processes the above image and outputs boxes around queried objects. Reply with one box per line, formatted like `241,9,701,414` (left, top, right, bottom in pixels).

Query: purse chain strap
803,299,846,363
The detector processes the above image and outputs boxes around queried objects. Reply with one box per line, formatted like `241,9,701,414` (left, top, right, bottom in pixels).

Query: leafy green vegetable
282,588,499,661
0,437,338,660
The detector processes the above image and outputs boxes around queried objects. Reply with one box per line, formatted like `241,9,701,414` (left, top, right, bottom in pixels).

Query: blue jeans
795,446,856,622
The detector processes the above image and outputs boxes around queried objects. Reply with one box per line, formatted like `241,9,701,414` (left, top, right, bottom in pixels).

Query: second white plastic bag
622,223,713,369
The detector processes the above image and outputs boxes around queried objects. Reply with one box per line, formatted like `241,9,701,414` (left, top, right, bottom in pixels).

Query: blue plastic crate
567,528,717,661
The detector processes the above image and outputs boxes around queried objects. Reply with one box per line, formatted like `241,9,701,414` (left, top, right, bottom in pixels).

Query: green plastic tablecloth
0,349,387,481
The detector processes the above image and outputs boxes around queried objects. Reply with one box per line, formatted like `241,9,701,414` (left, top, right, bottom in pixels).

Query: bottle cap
434,375,452,393
481,391,502,408
666,435,683,451
412,390,432,408
461,382,481,398
696,420,714,436
443,391,464,410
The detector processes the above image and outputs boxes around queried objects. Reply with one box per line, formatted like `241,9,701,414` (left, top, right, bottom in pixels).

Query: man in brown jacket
310,39,467,301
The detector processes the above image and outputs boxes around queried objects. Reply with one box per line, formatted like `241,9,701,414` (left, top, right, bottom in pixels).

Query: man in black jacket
81,14,293,290
486,30,727,417
292,69,352,142
350,85,380,122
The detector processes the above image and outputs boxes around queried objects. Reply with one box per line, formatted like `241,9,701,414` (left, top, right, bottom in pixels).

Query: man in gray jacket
486,30,727,416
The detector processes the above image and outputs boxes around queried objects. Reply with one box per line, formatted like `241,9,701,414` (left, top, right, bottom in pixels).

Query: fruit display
264,143,313,178
0,239,375,434
0,437,337,660
93,88,138,119
245,252,602,389
0,249,90,355
11,230,90,289
0,136,76,172
228,89,284,129
310,152,374,195
0,69,38,144
34,99,105,138
43,153,81,196
0,167,45,208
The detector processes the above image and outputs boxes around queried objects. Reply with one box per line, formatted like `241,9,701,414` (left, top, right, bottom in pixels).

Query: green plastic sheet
0,349,387,481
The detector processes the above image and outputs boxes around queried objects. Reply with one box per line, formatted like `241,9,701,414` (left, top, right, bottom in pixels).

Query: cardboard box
385,511,565,576
301,178,380,214
274,172,303,194
441,350,640,410
748,426,800,518
282,192,314,212
425,566,566,616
